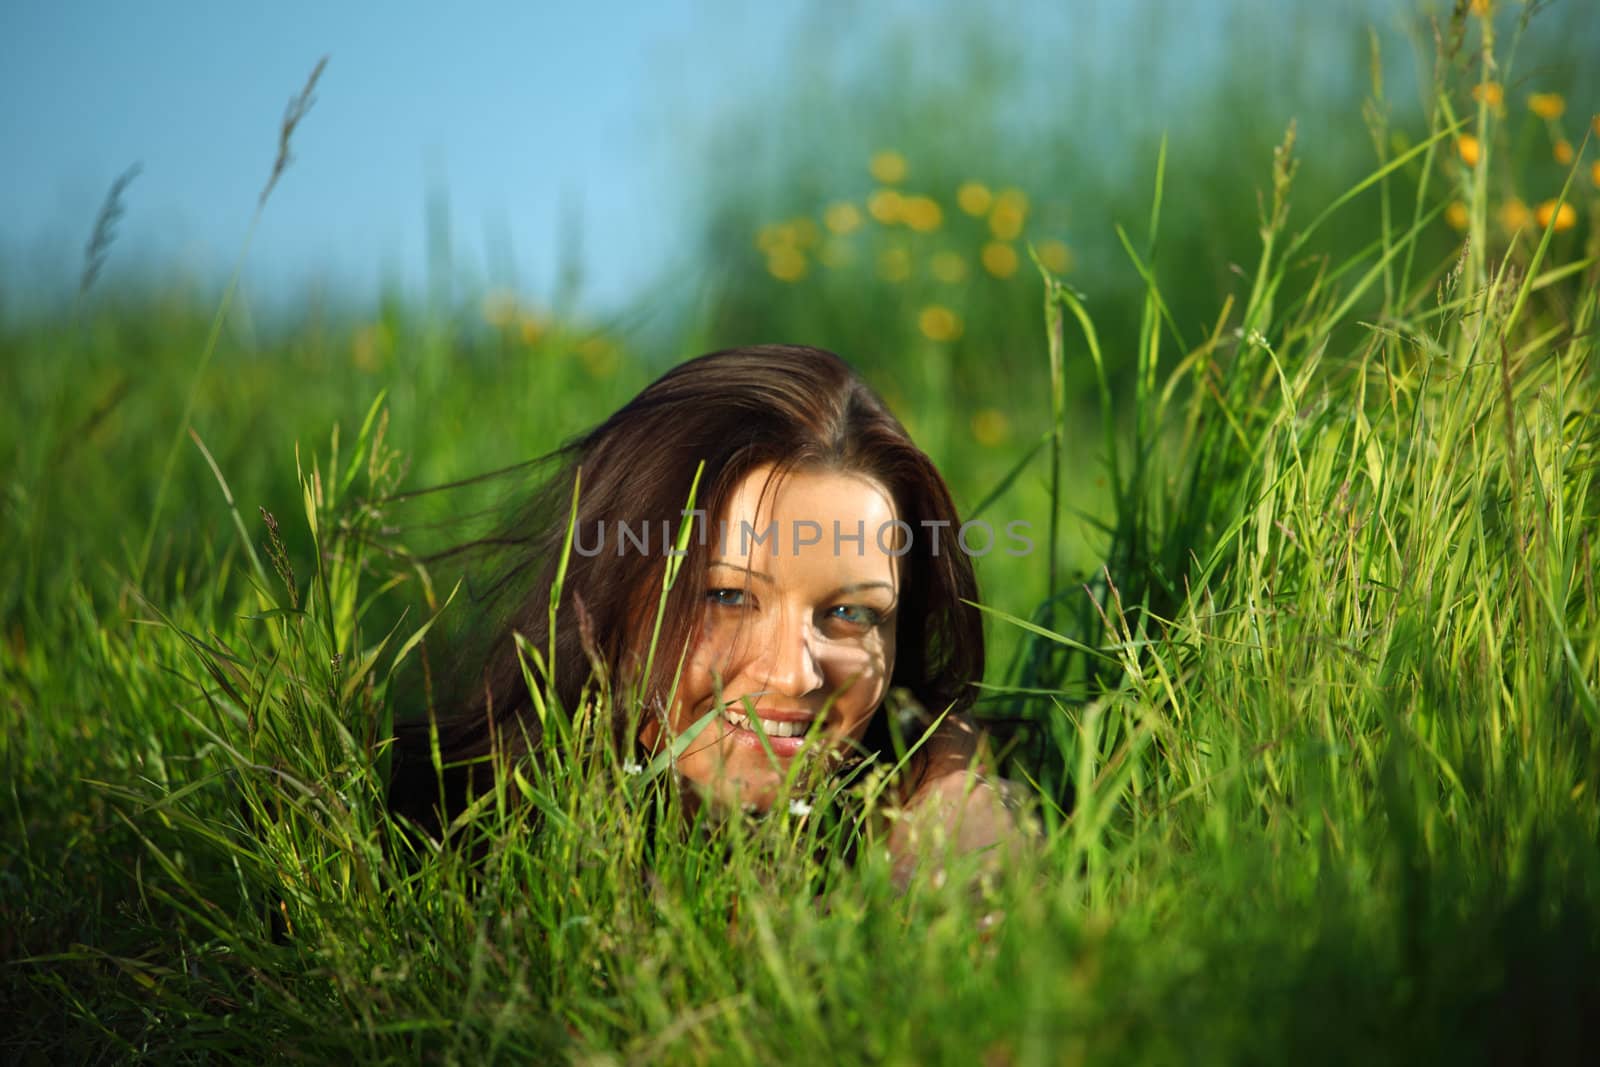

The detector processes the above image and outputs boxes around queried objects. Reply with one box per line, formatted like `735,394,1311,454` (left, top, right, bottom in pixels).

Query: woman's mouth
718,707,823,755
721,707,815,738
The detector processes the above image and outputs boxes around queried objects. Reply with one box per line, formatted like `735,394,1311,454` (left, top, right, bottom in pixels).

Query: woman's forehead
711,464,901,582
722,463,893,517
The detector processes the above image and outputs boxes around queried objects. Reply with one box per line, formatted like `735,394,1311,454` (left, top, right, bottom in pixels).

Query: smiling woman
386,344,1024,879
645,462,903,812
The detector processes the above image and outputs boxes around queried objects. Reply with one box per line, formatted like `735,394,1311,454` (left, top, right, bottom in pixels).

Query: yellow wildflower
971,408,1010,447
981,241,1018,278
1038,239,1073,274
481,289,518,327
1528,93,1565,120
578,336,619,379
901,195,944,232
767,246,807,282
1456,134,1481,167
1445,200,1470,230
877,246,912,283
1592,160,1600,189
869,150,908,184
1471,82,1503,107
352,323,384,371
1499,198,1531,232
824,201,862,235
868,189,903,225
957,181,993,216
1535,199,1577,232
918,305,963,342
756,223,786,253
931,250,968,283
1469,0,1490,15
1554,139,1574,165
989,188,1028,240
518,313,546,346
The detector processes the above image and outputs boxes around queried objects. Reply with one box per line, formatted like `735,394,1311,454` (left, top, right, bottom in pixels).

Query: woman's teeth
722,709,813,738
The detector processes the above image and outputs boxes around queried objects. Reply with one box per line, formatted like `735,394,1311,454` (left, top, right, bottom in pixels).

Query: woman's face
640,463,901,811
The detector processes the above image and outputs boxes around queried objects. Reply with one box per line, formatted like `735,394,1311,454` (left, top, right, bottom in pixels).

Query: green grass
5,5,1600,1062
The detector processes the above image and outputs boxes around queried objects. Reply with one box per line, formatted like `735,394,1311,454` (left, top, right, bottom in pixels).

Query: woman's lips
718,704,821,754
720,702,815,721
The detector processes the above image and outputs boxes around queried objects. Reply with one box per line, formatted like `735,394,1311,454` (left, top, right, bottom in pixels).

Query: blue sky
1,0,811,313
6,1,1593,319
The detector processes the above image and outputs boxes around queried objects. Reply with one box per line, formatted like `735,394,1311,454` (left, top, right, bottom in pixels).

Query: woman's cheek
828,643,890,733
690,617,747,672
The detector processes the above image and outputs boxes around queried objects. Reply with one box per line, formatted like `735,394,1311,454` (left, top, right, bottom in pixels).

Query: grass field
5,4,1600,1062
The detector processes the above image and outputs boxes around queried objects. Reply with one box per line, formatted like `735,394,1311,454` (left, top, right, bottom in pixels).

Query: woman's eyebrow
708,560,773,583
835,581,896,595
707,562,896,597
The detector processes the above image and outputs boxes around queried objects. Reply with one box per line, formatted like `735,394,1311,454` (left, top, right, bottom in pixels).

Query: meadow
5,2,1600,1062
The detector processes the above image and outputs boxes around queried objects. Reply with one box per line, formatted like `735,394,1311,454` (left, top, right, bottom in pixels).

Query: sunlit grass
4,2,1600,1061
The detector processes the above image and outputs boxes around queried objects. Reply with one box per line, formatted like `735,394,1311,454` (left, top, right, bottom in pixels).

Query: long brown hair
388,344,983,833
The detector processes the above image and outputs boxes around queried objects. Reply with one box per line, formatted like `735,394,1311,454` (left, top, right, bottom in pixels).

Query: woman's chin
675,717,861,812
710,751,793,811
689,768,781,813
691,742,806,812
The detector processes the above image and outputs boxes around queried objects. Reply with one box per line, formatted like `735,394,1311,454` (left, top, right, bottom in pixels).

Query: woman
388,343,1022,879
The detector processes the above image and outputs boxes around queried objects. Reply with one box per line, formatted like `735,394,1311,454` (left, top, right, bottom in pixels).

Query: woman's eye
827,604,883,627
706,588,748,608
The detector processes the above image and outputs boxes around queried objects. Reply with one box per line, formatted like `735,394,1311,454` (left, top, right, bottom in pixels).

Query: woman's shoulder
886,713,1034,887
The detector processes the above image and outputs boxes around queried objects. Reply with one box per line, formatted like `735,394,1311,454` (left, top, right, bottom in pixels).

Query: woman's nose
752,609,825,698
